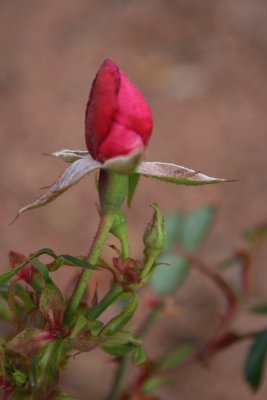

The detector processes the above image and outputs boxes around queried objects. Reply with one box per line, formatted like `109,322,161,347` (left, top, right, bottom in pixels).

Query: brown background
0,1,267,399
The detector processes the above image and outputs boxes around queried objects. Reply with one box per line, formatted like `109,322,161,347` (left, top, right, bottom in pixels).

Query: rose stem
64,212,115,325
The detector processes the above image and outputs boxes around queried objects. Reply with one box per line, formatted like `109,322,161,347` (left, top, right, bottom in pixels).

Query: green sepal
98,170,128,214
128,173,140,207
30,260,52,284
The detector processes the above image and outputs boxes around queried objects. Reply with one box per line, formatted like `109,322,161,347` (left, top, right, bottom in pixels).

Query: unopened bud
143,203,167,257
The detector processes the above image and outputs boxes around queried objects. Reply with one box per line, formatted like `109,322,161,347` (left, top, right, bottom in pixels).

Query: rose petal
98,122,144,162
85,59,120,158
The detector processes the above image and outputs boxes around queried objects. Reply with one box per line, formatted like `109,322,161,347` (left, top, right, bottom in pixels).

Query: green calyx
98,170,129,214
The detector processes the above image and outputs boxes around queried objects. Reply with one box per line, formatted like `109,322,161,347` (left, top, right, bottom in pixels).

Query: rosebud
143,203,167,258
85,59,153,162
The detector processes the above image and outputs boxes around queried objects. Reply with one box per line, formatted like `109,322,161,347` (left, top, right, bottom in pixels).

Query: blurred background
0,0,267,398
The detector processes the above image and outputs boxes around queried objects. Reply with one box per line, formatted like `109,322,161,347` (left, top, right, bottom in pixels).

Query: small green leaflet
0,261,28,285
58,255,95,270
245,329,267,390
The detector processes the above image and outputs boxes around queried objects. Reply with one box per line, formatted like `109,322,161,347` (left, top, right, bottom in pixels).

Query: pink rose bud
85,59,153,162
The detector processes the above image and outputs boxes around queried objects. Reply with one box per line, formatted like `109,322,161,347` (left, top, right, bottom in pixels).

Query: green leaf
101,331,142,357
158,343,195,370
164,211,184,250
181,205,216,252
132,346,147,365
251,305,267,315
31,339,64,393
150,254,189,294
12,369,27,386
30,260,52,283
58,255,95,270
0,261,28,285
128,173,140,207
0,301,12,322
12,284,35,310
30,248,57,259
244,329,267,390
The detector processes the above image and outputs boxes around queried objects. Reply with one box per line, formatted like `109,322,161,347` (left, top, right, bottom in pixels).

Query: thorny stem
64,213,115,325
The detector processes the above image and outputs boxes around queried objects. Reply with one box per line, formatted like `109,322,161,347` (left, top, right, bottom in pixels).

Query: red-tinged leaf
67,334,106,352
9,251,32,282
137,162,231,186
6,328,55,357
13,157,101,221
39,282,64,331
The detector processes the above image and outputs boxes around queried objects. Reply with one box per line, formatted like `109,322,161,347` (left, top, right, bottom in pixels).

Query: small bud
143,203,167,257
39,282,64,331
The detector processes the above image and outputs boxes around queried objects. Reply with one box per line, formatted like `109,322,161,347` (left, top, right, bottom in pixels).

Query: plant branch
106,356,130,400
88,284,123,320
64,213,115,325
